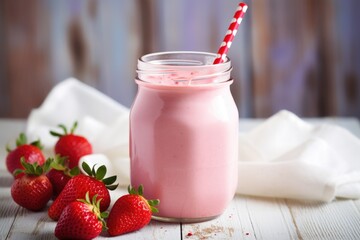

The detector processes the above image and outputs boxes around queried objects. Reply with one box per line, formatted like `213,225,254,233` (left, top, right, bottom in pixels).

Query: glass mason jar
130,51,238,222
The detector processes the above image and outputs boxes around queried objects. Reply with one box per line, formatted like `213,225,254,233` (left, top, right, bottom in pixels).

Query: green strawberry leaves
50,155,68,171
82,161,92,176
70,122,78,134
102,177,118,190
81,162,118,190
77,192,108,231
14,157,52,177
50,155,80,177
6,133,43,153
50,122,118,189
50,121,78,137
127,185,160,213
17,133,43,149
95,165,107,180
16,133,27,146
69,166,80,176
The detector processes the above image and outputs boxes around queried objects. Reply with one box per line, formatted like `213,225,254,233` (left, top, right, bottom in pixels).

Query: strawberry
46,155,80,199
50,122,92,169
48,161,117,221
6,133,45,177
11,158,53,211
55,192,108,240
107,185,159,236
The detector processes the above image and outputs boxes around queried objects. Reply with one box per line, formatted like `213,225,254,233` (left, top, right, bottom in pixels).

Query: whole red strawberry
6,133,45,177
46,155,80,199
50,122,92,169
55,192,108,240
48,161,118,221
107,185,159,236
11,158,53,211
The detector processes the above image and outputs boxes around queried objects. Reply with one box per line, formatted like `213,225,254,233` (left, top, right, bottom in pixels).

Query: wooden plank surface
286,199,360,240
0,170,19,240
1,118,360,239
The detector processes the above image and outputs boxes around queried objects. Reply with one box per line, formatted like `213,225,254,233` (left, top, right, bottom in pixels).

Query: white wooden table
1,118,360,240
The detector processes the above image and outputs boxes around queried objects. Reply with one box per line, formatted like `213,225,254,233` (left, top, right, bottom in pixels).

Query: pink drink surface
130,80,238,219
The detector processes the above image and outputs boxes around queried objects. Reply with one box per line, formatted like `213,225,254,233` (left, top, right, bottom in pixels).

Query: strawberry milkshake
130,52,238,222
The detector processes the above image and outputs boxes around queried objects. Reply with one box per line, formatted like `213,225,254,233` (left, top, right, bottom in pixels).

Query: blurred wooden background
0,0,359,119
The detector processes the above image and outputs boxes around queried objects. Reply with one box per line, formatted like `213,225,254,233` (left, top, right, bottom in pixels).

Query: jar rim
138,51,230,68
137,51,232,85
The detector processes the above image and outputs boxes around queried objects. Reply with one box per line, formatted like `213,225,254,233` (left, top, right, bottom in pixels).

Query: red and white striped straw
213,2,248,64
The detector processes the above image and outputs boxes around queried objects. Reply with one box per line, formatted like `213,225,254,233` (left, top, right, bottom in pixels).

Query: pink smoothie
130,80,238,220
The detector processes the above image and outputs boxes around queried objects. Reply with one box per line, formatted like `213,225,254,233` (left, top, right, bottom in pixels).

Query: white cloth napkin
26,78,360,202
26,78,131,185
238,111,360,201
